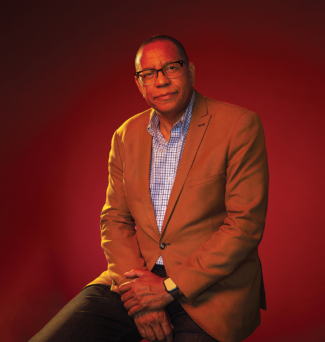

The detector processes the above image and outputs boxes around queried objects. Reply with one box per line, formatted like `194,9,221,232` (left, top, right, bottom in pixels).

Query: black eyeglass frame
135,60,187,84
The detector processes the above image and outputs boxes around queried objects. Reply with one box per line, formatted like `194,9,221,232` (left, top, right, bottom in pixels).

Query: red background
1,1,324,341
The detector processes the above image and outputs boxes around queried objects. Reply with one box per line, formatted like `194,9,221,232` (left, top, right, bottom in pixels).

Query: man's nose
155,69,171,87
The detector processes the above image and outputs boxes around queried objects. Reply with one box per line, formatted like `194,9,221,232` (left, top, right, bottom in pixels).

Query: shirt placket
166,128,181,187
154,137,167,232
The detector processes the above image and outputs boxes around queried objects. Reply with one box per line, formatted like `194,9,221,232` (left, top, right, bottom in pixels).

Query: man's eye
165,64,179,73
142,71,154,79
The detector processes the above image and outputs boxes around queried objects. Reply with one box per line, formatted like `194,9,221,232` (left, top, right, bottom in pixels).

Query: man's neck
157,113,182,142
156,90,194,142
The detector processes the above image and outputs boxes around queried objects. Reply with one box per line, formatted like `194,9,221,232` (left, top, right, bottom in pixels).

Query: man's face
135,41,195,119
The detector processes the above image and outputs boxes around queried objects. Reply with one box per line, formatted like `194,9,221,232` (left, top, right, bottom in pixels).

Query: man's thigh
167,301,219,342
152,264,219,342
29,284,142,342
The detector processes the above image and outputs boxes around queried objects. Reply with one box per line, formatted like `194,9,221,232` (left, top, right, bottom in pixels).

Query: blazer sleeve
100,131,146,292
168,111,269,302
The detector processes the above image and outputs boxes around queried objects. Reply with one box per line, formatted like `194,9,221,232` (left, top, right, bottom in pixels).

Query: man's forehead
135,41,180,70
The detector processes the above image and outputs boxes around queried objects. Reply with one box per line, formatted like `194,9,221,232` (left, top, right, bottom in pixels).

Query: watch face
164,278,178,292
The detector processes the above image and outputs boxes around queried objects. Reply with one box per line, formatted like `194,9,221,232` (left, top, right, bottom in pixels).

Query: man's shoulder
201,95,261,129
115,108,152,137
205,96,255,117
194,91,257,122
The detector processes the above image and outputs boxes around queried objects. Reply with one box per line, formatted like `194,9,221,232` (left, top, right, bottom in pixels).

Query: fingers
135,321,156,341
134,310,174,342
134,312,159,341
125,297,161,316
119,282,132,295
124,269,147,278
161,321,173,342
128,302,146,317
151,323,166,342
128,304,140,317
124,294,166,316
144,326,157,342
120,290,134,303
120,289,146,313
161,311,174,342
134,321,146,339
124,298,151,316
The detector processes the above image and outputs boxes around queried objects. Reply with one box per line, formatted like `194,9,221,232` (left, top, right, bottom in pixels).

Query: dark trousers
30,266,219,342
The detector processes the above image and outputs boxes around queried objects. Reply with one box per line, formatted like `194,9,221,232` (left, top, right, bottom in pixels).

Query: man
30,35,268,342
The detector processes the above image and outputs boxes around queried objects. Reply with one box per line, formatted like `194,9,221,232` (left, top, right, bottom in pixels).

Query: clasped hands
119,269,174,316
119,269,175,341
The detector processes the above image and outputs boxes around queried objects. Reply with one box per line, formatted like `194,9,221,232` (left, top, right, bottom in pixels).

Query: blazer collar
161,91,211,235
137,91,211,238
137,108,159,239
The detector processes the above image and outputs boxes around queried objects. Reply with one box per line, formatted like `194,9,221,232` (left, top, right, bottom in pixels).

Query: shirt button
160,243,167,250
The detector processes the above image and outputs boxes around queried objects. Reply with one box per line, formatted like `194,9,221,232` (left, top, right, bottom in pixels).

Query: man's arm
102,130,174,341
168,111,268,302
100,131,147,291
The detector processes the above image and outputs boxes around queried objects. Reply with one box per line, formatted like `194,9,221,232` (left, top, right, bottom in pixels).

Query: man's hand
119,269,174,317
134,309,174,342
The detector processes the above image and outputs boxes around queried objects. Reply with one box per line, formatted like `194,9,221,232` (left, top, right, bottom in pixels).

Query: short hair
136,35,189,65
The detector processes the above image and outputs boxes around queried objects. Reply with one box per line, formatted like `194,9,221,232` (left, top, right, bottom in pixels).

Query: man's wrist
163,277,182,300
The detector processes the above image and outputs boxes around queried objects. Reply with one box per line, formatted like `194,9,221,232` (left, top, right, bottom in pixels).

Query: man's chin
154,105,179,118
153,100,181,116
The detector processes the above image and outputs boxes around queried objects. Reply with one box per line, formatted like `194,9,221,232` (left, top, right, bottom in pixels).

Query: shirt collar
147,90,196,139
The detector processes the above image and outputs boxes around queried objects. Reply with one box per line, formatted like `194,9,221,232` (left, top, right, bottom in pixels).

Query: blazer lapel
160,92,211,235
137,110,160,238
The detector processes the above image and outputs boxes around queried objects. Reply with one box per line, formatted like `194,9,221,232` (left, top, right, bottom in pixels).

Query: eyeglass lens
139,62,182,85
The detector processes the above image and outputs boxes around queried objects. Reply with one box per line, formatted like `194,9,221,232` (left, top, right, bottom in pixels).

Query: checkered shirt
147,91,196,265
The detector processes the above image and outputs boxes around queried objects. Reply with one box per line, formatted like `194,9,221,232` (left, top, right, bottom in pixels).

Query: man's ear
135,76,145,97
188,62,195,86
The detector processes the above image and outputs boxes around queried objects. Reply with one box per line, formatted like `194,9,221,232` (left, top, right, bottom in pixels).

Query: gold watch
163,277,181,300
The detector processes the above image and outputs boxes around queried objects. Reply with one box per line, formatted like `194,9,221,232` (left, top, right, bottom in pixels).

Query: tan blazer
90,91,269,342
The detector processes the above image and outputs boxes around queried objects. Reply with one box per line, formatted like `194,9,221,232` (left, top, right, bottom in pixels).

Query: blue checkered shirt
147,91,196,265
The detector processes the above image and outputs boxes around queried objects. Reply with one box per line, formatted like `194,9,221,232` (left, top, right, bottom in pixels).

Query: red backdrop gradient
1,1,324,341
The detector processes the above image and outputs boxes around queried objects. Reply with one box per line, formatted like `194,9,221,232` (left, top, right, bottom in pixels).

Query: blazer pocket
188,172,225,188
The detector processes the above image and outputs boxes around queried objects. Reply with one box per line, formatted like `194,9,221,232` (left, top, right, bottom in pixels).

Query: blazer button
159,243,167,250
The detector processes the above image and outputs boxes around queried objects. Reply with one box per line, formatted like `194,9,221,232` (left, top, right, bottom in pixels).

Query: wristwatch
163,277,181,300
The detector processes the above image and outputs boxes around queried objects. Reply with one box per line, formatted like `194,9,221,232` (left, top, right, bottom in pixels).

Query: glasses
135,60,187,85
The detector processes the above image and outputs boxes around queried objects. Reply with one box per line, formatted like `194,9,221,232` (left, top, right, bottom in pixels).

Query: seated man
30,35,268,342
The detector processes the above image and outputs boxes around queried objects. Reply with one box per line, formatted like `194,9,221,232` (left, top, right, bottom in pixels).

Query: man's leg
167,300,219,342
29,284,142,342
